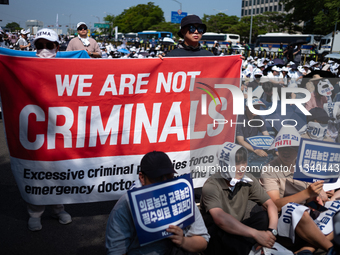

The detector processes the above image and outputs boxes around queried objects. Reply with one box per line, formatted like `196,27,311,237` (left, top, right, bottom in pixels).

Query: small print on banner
294,138,340,183
127,174,195,246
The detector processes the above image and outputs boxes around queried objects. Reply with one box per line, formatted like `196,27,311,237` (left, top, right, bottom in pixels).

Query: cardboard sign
127,174,194,246
294,138,340,183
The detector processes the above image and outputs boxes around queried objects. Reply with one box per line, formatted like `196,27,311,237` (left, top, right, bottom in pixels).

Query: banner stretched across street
0,54,242,204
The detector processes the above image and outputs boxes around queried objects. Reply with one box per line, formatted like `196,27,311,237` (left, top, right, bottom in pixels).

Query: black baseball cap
140,151,177,179
177,15,207,38
307,107,331,123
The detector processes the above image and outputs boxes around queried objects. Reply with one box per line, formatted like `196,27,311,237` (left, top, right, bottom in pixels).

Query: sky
0,0,241,34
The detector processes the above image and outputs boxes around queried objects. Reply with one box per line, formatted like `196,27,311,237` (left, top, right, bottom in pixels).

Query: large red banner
0,55,241,204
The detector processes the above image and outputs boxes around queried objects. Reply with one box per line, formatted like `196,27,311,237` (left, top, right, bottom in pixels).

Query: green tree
113,2,164,33
229,12,302,43
5,22,21,32
280,0,340,34
202,13,239,33
103,14,115,36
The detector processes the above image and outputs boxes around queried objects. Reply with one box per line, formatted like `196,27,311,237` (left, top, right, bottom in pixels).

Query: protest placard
294,138,340,183
246,136,274,150
127,174,194,246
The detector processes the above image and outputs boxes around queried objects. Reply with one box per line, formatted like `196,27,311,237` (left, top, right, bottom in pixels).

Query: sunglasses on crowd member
35,42,56,50
187,24,205,34
78,26,87,31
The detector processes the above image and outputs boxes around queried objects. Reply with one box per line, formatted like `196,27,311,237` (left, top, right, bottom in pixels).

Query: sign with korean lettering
314,201,340,235
127,174,194,246
294,138,340,183
246,136,274,150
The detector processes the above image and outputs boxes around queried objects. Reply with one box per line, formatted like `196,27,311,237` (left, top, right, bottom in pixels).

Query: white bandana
306,122,328,140
78,35,90,47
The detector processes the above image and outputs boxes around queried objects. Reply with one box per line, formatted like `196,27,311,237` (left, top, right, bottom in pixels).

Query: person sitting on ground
105,151,209,255
260,126,334,255
200,142,278,255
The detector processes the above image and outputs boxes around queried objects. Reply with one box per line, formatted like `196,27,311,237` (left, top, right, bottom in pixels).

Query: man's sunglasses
187,25,205,34
78,26,87,31
35,42,55,50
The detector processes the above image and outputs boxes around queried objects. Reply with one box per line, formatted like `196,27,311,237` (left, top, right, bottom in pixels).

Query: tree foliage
103,14,115,35
112,2,164,33
202,13,239,33
5,22,21,32
280,0,340,34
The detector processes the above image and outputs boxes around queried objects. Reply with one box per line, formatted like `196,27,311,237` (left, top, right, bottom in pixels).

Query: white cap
33,28,60,44
309,60,318,66
76,22,87,29
281,67,289,72
253,69,263,76
214,40,218,44
287,61,295,66
20,29,29,35
272,66,281,72
268,126,301,150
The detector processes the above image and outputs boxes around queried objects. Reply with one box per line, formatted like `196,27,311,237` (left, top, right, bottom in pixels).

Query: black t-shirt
165,43,214,57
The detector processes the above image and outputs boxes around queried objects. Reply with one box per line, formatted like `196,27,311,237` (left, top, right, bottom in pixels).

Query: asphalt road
0,119,116,255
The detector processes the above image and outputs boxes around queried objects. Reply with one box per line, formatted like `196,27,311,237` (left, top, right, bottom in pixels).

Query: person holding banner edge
161,15,214,58
260,126,334,255
105,151,209,255
25,28,72,231
66,22,101,58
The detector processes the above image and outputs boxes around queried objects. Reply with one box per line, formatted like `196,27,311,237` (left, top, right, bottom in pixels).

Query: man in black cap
165,15,214,57
105,151,209,255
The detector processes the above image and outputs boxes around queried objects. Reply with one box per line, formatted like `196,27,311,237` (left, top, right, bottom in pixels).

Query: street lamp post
213,9,228,13
249,0,254,44
92,15,100,23
172,0,182,11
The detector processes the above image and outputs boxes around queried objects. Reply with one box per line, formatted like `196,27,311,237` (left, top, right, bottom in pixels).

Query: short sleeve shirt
106,192,209,255
260,157,309,202
200,173,270,223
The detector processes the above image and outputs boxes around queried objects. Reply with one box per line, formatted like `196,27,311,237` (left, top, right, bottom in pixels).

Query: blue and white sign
127,174,195,246
246,136,274,150
171,11,188,24
294,138,340,183
314,201,340,235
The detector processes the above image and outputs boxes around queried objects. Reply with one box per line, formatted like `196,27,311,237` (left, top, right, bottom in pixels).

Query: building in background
241,0,285,17
26,20,43,34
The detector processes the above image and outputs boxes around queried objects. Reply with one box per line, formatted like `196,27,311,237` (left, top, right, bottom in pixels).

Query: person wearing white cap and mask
200,142,278,255
25,28,72,232
17,29,31,51
66,22,101,58
33,28,60,58
260,126,334,255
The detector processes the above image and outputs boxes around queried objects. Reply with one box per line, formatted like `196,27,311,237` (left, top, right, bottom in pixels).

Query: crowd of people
1,14,340,255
